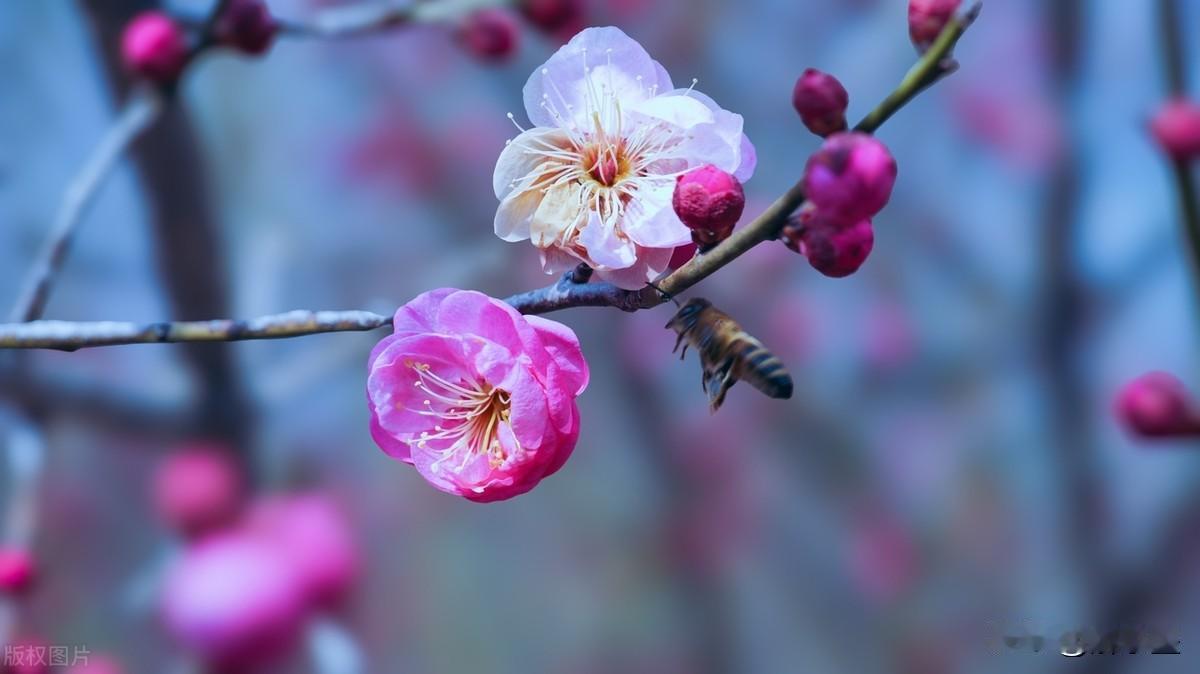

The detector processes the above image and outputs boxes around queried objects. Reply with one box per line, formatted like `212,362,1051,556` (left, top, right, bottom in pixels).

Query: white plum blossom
493,27,756,289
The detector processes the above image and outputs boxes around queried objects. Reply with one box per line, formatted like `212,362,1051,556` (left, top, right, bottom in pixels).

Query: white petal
522,27,663,129
594,246,673,289
628,94,715,130
494,188,544,243
658,89,753,178
578,211,637,269
493,127,570,200
622,179,691,248
530,184,585,248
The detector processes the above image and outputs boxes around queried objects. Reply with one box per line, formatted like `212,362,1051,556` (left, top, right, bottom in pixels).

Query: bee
665,297,794,411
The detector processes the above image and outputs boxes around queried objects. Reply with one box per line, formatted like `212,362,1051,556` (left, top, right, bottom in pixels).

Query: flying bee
665,297,794,411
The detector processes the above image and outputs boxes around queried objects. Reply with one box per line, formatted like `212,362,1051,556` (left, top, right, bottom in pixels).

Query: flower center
404,360,516,472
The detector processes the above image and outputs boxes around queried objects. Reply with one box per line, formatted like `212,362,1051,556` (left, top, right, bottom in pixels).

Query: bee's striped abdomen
734,338,794,399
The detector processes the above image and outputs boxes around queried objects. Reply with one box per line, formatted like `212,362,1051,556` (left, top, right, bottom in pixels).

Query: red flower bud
673,165,745,230
121,12,189,85
782,207,874,278
803,132,897,222
1150,98,1200,162
458,9,521,63
1116,371,1200,438
519,0,585,33
0,548,35,595
908,0,961,51
215,0,278,56
792,68,849,137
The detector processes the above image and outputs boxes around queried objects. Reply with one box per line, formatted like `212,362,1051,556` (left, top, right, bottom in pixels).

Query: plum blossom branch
0,311,392,351
8,88,163,323
0,2,981,350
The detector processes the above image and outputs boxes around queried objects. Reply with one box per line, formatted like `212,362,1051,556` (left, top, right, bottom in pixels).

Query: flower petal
493,128,570,200
531,183,586,248
621,179,691,248
523,26,662,129
578,211,637,269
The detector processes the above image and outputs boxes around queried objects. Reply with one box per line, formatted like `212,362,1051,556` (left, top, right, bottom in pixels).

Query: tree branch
0,2,982,350
8,89,163,322
1157,0,1200,290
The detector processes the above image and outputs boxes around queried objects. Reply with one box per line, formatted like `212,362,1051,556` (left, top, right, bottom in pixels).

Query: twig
0,311,391,351
177,0,513,39
8,88,163,322
0,4,982,350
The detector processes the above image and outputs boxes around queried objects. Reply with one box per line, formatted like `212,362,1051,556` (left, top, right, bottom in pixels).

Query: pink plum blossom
246,493,359,607
493,27,755,289
802,132,897,223
519,0,585,33
161,533,307,669
368,289,589,502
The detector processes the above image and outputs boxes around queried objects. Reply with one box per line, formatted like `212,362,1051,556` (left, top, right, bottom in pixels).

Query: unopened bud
215,0,278,56
121,12,189,85
792,68,849,137
909,0,961,51
1150,98,1200,162
803,132,897,223
782,207,874,278
1116,371,1200,438
458,9,521,63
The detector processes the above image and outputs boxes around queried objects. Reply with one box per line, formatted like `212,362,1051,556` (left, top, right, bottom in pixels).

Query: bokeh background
2,0,1200,672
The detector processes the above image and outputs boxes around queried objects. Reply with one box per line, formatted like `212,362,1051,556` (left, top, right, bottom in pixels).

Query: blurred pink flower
494,26,755,288
1116,371,1200,438
0,547,35,594
247,493,358,608
368,289,588,501
162,533,307,669
121,12,187,84
849,508,919,602
152,444,245,539
456,8,521,63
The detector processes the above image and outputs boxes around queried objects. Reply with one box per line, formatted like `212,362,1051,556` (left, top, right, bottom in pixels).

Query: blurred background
2,0,1200,672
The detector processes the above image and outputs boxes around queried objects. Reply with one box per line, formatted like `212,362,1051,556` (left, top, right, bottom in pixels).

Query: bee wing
705,359,737,412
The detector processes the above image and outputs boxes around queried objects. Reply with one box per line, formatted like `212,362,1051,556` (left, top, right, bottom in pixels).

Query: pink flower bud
519,0,584,33
1150,98,1200,162
458,9,521,63
908,0,961,51
1115,371,1200,438
782,208,874,278
246,494,358,608
162,533,307,669
121,12,189,85
792,68,849,137
0,547,35,594
153,444,245,539
215,0,278,56
802,132,897,222
673,165,745,251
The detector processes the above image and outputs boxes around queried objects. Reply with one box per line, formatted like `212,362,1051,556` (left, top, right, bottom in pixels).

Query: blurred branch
0,3,982,350
8,89,163,322
173,0,513,39
9,0,241,324
1157,0,1200,289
